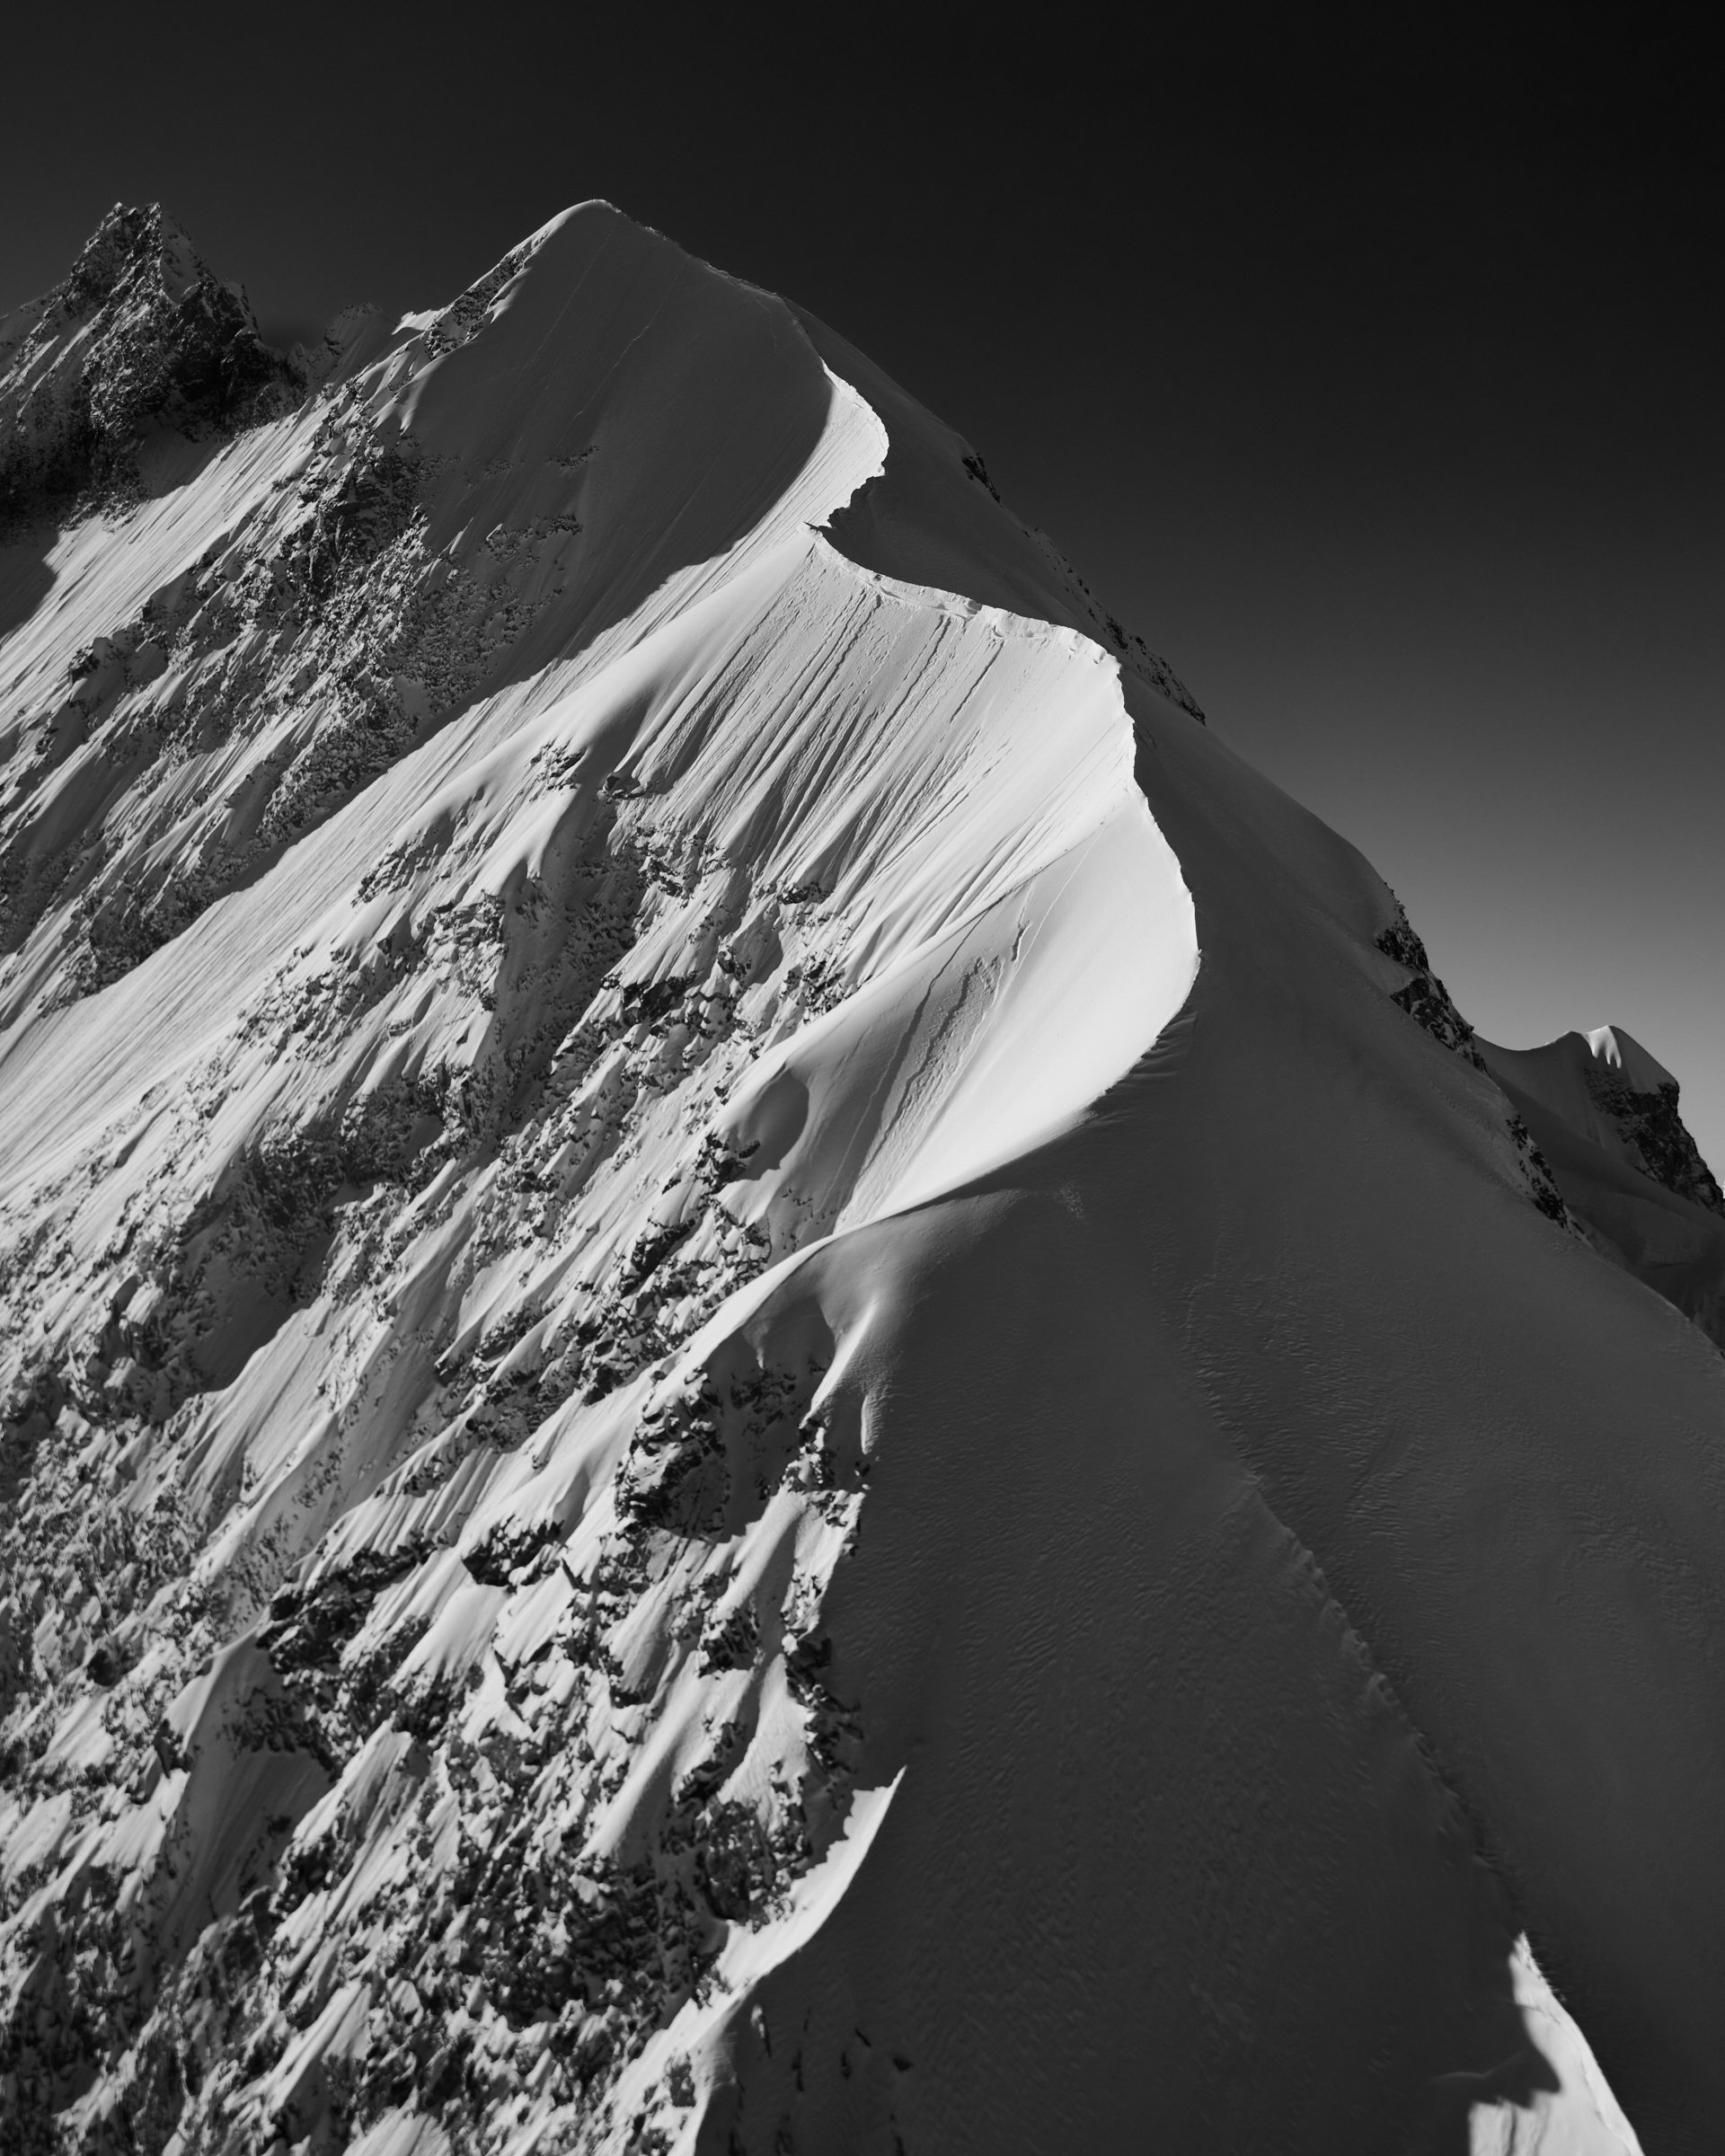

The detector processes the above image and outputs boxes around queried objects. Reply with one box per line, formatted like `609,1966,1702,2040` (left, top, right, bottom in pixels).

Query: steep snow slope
0,203,1193,2154
0,200,868,1026
0,201,1719,2156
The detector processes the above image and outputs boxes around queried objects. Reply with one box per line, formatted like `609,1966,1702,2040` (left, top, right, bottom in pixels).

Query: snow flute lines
0,201,1198,2156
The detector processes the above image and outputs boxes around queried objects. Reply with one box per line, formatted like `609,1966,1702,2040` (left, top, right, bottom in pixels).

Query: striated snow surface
0,200,1721,2156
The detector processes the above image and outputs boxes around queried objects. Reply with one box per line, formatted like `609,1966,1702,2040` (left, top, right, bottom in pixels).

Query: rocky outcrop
1479,1026,1725,1346
0,205,291,531
1375,900,1572,1227
1577,1029,1724,1217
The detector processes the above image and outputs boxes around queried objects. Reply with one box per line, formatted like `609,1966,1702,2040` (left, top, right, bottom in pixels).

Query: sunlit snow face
0,196,1698,2156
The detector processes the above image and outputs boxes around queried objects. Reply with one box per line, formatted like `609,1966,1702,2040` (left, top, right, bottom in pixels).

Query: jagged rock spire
0,203,288,526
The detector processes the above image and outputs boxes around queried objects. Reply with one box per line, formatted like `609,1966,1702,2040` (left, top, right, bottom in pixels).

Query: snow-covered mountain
1,201,1721,2156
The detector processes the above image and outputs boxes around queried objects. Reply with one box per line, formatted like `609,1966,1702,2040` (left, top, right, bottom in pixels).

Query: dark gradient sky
8,7,1722,1162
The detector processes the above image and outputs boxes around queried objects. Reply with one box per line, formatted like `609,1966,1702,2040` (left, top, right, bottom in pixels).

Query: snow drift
0,201,1721,2156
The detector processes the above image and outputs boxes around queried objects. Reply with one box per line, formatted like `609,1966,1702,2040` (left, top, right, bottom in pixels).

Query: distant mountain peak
0,201,289,529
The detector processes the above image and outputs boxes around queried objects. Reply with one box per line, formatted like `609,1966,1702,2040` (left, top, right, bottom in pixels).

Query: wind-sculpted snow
0,203,869,1027
0,200,1720,2156
0,204,1195,2155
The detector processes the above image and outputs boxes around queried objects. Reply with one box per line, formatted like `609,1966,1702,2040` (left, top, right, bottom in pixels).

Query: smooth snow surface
2,200,1721,2156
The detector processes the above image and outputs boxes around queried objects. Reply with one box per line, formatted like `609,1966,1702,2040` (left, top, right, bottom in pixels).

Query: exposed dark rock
1375,906,1488,1071
0,204,291,533
1376,899,1573,1228
1582,1060,1725,1217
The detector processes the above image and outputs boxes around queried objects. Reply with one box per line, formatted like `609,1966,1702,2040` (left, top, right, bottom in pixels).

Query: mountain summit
0,204,291,531
0,202,1720,2156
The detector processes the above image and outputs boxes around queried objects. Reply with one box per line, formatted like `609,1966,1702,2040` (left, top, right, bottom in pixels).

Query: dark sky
8,7,1722,1162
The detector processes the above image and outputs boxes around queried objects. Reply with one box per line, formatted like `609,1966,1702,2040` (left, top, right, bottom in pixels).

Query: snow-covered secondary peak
1477,1020,1725,1339
1,203,1721,2156
0,200,1196,2152
1584,1022,1676,1093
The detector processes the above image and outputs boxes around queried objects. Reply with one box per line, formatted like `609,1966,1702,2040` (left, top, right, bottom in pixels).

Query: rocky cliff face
0,206,291,533
1576,1030,1724,1217
1,204,1721,2156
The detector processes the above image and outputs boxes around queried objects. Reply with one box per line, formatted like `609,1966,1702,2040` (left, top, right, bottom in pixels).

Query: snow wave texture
0,204,1197,2154
1,201,1715,2156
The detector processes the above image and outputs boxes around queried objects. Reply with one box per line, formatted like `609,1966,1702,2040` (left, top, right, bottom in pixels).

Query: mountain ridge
0,200,1720,2156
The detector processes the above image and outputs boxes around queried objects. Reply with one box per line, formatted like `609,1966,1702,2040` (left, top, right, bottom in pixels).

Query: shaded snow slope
0,201,1718,2156
788,306,1208,724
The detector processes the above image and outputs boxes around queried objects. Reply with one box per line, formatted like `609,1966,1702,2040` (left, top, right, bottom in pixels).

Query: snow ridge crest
0,201,1196,2156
